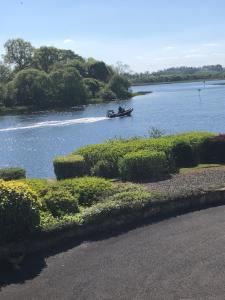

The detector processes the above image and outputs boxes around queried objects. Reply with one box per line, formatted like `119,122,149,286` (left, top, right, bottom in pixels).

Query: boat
107,108,133,118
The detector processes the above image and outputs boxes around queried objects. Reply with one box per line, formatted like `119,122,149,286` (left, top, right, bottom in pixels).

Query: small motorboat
107,108,133,118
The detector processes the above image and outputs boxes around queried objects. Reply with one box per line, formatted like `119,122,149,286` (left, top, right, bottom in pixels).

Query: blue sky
1,0,225,72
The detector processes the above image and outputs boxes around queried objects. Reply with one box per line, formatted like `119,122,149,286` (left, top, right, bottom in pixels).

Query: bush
97,89,117,101
0,180,40,243
22,179,50,197
119,150,169,182
57,177,115,206
43,187,79,217
53,155,87,180
0,167,26,181
171,141,197,167
90,160,117,178
200,135,225,163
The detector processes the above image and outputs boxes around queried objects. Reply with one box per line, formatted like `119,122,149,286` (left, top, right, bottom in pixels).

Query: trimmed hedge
43,187,79,217
171,141,197,167
53,155,87,180
119,150,168,182
0,180,40,244
0,167,26,181
200,135,225,163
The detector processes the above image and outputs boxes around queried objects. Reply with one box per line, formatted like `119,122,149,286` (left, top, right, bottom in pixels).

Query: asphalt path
1,205,225,299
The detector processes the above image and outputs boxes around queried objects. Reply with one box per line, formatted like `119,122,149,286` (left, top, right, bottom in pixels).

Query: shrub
57,177,115,206
0,167,26,181
90,160,117,178
23,178,50,197
0,180,40,243
43,187,79,217
97,89,117,101
53,155,87,180
200,135,225,163
119,150,169,182
171,141,197,167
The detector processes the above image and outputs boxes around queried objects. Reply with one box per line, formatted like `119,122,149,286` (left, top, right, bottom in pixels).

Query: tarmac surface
1,205,225,299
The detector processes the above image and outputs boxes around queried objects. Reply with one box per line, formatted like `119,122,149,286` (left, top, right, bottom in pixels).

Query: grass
179,164,225,174
132,91,152,97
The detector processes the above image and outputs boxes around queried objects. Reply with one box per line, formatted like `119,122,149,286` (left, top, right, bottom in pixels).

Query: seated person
118,106,125,113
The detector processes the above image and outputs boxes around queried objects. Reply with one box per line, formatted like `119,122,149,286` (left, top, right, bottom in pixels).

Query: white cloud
164,46,176,51
63,38,74,44
202,43,220,47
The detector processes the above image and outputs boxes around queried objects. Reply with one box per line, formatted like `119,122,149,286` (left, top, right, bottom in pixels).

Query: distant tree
57,49,84,62
114,61,131,75
0,62,11,83
87,59,111,82
32,47,60,72
51,59,87,77
13,68,50,106
4,38,34,70
109,74,131,99
49,67,88,106
83,78,101,97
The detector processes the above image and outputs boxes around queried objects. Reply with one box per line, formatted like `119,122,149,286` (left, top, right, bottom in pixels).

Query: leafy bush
53,155,87,180
57,177,115,206
90,160,117,178
171,141,197,167
23,178,50,197
0,180,40,243
97,89,117,101
0,167,26,181
43,187,79,217
200,135,225,163
119,150,168,182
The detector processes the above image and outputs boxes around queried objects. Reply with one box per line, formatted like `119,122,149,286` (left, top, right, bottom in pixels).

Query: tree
0,62,11,83
33,47,60,72
4,38,34,70
108,75,131,99
49,67,88,106
114,61,131,75
13,68,50,106
51,59,87,77
83,78,101,97
87,60,110,82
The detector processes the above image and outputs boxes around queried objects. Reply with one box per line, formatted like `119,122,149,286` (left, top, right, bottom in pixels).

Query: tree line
0,39,131,110
124,65,225,84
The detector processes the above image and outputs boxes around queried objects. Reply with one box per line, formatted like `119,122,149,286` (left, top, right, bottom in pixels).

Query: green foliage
23,179,50,197
12,68,50,106
49,67,88,106
53,155,87,180
119,150,168,182
0,63,11,83
0,180,40,243
0,167,26,181
97,88,117,101
171,141,197,167
33,47,60,72
4,38,34,70
109,74,131,99
90,160,117,178
148,126,165,138
83,78,101,97
43,187,79,217
57,176,115,206
87,60,111,82
200,135,225,163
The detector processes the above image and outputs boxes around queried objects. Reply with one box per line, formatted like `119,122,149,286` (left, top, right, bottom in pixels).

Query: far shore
131,77,225,86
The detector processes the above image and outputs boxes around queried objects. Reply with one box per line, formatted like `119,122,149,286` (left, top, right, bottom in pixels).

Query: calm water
1,80,225,178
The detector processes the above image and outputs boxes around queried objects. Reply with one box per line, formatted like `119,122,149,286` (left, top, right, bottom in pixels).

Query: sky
1,0,225,72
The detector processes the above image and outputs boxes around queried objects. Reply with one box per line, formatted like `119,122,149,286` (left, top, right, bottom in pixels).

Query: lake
1,79,225,178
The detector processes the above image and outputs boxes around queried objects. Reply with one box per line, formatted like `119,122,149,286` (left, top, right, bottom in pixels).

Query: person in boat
118,106,125,113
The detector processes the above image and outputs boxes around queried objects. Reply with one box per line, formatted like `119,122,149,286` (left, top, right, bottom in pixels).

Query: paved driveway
1,205,225,299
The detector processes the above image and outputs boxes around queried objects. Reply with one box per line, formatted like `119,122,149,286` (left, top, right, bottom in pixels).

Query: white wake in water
0,116,108,132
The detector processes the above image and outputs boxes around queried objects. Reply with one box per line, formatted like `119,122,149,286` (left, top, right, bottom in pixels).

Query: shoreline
131,77,225,86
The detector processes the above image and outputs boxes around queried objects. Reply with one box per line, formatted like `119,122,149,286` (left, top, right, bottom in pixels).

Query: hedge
0,167,26,181
200,135,225,163
0,180,40,244
53,132,215,181
53,155,87,180
119,150,169,182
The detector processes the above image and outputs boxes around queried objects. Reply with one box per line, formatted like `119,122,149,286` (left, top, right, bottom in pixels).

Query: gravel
145,167,225,196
